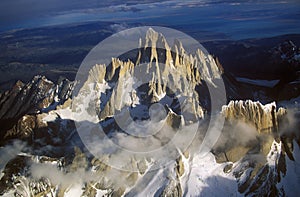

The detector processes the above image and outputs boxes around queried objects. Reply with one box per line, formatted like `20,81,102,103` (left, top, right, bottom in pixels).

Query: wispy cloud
0,141,26,172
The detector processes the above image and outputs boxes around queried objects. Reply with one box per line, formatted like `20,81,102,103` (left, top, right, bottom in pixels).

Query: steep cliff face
222,100,284,134
212,100,299,196
0,76,74,119
0,76,74,142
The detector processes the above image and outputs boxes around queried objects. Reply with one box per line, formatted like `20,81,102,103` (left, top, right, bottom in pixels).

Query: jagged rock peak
135,28,222,81
222,100,286,133
143,28,170,50
0,75,74,120
79,28,225,122
136,28,172,67
85,28,222,92
215,100,298,196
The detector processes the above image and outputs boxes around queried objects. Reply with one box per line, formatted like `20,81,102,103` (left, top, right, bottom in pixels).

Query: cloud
213,120,258,151
30,163,95,188
231,122,257,145
1,0,298,33
110,23,129,33
0,141,26,172
279,108,300,137
244,153,266,164
76,109,199,172
0,0,96,26
30,158,140,190
0,0,158,31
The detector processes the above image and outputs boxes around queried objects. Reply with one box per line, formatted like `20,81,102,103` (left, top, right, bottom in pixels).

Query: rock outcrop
222,100,285,134
213,100,299,196
0,76,74,119
0,76,74,143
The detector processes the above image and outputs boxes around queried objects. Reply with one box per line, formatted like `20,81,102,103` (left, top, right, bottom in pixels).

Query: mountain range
0,28,299,197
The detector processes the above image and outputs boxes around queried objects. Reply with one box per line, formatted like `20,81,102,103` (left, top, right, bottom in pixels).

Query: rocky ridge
213,100,299,196
75,28,222,124
0,76,74,144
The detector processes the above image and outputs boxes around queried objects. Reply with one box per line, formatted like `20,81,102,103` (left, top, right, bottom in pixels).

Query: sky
0,0,300,39
0,0,160,29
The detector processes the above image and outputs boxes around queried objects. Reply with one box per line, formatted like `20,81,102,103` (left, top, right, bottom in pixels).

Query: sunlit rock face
80,28,222,125
222,100,284,134
212,100,299,196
